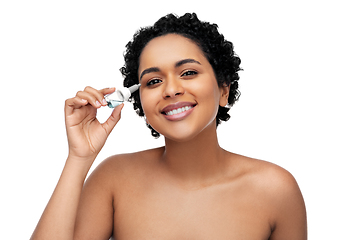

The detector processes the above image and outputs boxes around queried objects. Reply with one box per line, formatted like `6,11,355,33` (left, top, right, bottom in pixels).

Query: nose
162,77,184,99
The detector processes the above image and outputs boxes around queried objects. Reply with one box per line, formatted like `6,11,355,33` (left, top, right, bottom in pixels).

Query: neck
161,121,229,189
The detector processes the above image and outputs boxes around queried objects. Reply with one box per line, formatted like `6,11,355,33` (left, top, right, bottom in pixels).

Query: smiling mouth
164,105,194,116
161,102,197,118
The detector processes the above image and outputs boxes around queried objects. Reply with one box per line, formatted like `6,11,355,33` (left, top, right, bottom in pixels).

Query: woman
31,13,307,239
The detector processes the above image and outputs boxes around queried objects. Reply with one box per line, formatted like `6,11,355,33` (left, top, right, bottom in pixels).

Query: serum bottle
105,84,141,108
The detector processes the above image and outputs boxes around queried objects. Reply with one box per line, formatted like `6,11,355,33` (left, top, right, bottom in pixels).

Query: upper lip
161,102,197,114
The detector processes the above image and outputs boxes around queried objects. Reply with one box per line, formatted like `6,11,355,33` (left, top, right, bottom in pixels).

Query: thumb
101,103,124,135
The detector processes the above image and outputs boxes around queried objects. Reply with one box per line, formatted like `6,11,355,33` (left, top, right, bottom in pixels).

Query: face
138,34,229,142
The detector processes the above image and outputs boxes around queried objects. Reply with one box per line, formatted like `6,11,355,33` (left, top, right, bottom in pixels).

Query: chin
157,129,195,143
164,133,199,143
155,120,217,143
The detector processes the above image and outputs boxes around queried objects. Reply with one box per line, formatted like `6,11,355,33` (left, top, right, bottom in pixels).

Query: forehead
138,34,208,70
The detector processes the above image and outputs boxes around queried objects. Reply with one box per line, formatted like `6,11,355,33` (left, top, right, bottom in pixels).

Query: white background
1,0,359,239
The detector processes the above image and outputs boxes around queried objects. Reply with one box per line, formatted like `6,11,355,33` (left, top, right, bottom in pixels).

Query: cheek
189,78,220,104
139,89,159,117
139,91,149,115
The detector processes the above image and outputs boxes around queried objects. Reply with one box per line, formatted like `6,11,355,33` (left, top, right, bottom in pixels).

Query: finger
85,86,116,107
99,87,116,96
76,90,104,108
65,97,88,116
101,103,124,135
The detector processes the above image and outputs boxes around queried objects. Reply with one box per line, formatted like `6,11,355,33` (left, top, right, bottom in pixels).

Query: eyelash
145,70,198,86
146,78,162,86
181,70,198,77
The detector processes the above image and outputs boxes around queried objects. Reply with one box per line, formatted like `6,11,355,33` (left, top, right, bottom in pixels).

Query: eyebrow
139,58,201,80
139,67,160,80
175,58,201,68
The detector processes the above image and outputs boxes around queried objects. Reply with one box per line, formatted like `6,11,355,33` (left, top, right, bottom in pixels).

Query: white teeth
166,106,193,116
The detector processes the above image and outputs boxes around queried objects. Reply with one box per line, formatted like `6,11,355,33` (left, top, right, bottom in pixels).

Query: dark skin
31,34,307,240
75,147,306,240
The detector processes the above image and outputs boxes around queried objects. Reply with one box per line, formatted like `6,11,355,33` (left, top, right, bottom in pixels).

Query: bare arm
31,87,123,240
268,168,307,240
73,156,118,240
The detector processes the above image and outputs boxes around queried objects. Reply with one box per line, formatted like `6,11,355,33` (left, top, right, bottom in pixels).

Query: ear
219,83,230,107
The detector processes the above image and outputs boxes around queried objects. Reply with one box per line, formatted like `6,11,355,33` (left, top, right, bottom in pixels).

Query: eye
181,70,198,78
146,78,162,86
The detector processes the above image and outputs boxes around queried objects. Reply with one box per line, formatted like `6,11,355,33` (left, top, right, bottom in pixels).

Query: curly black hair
121,13,242,138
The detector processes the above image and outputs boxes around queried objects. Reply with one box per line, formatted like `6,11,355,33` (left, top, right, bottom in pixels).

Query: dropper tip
128,84,141,93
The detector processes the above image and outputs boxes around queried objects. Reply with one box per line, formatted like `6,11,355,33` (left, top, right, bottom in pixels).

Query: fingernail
102,99,107,105
95,101,101,106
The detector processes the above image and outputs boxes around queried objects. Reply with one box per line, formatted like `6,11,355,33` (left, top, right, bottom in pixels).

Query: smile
165,106,194,116
161,102,197,121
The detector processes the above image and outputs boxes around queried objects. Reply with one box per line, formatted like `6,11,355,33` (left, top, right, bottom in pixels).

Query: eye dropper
104,84,141,108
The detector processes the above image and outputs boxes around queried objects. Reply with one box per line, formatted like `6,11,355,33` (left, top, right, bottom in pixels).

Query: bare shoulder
101,147,164,167
234,154,305,210
229,153,301,195
229,153,307,239
88,147,165,182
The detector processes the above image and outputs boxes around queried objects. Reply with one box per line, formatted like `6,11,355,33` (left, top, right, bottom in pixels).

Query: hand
64,86,123,161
